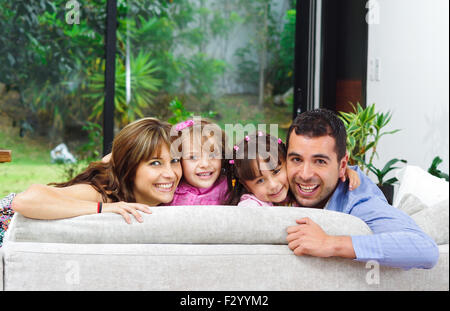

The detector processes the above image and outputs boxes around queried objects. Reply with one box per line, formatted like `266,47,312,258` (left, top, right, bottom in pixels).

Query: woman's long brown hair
49,118,174,203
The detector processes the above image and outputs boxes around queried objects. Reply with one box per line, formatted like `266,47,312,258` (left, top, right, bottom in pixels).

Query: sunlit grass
0,118,66,197
0,162,64,197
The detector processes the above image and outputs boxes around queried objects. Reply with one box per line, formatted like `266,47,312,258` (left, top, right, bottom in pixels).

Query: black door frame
293,0,316,120
294,0,369,117
103,0,117,156
319,0,369,112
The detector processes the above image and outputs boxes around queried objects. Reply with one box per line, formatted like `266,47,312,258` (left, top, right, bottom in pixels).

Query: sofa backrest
5,206,372,244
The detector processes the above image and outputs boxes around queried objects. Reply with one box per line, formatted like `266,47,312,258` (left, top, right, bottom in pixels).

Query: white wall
366,0,449,178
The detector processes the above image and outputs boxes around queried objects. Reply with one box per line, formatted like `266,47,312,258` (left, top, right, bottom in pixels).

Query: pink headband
175,120,194,131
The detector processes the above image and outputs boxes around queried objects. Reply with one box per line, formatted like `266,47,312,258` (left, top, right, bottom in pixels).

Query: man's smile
297,183,320,196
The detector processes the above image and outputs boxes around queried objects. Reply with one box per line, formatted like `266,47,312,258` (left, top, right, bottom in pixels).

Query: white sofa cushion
397,193,449,245
3,206,448,291
396,193,429,216
6,206,372,244
3,242,448,291
394,165,449,208
411,199,449,245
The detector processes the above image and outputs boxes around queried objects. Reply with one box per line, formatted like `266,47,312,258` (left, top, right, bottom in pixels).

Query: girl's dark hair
225,132,287,205
49,118,175,203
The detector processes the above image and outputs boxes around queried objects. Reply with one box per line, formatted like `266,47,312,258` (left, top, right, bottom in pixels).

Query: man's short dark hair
286,109,347,160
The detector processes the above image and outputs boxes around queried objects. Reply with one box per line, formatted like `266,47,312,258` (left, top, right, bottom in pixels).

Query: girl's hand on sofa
102,202,152,224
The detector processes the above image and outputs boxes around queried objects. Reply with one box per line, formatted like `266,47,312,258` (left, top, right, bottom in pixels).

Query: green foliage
0,0,106,136
86,51,163,127
339,103,401,174
57,160,90,183
122,0,235,102
428,156,449,181
235,1,296,95
180,53,227,99
366,158,407,186
167,98,217,125
273,9,296,92
1,0,293,142
77,121,103,162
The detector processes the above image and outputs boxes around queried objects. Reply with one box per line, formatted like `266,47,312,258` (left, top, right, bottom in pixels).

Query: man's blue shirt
325,166,439,269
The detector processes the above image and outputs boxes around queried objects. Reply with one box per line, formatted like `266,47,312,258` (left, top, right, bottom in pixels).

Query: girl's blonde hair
173,118,232,202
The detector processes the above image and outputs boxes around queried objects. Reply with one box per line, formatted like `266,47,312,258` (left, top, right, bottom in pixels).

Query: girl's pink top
237,194,274,207
165,176,229,206
237,194,299,207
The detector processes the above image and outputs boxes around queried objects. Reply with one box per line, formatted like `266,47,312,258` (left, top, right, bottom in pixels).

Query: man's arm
286,197,439,270
347,196,439,269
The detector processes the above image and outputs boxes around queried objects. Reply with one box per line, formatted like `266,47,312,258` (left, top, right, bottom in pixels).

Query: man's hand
286,217,356,258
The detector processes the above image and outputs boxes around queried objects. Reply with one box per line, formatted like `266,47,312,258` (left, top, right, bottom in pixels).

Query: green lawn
0,118,65,197
0,162,64,197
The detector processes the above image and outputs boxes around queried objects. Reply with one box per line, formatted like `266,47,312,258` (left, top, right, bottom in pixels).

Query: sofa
0,166,448,291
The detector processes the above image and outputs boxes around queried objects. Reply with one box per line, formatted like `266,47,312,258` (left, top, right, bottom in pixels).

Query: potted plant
338,103,404,203
366,158,407,204
338,103,401,173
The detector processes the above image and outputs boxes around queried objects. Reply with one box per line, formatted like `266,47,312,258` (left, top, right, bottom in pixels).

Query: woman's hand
102,202,152,224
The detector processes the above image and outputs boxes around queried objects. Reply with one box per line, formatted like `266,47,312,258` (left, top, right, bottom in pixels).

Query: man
285,109,438,269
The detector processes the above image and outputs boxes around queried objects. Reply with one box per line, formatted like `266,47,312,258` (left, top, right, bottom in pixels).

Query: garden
0,0,296,196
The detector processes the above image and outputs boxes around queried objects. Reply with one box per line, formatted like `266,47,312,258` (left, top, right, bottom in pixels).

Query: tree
234,0,295,105
0,0,106,138
238,0,273,108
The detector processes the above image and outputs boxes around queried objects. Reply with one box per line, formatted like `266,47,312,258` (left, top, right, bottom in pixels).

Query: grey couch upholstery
1,205,448,291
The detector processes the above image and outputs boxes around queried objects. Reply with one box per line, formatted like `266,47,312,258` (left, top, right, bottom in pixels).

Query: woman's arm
12,184,151,224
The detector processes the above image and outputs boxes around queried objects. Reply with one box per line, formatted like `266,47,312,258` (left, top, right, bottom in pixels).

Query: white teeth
300,184,318,192
155,183,173,189
197,172,212,176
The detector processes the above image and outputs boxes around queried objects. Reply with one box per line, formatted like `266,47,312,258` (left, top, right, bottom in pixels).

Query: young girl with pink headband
166,118,232,205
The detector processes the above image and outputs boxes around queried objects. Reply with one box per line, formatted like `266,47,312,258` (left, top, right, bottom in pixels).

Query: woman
5,118,182,228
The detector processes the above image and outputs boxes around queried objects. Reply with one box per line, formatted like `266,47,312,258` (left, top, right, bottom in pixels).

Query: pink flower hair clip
175,120,194,131
229,160,235,164
245,135,250,142
233,145,239,151
278,138,283,144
